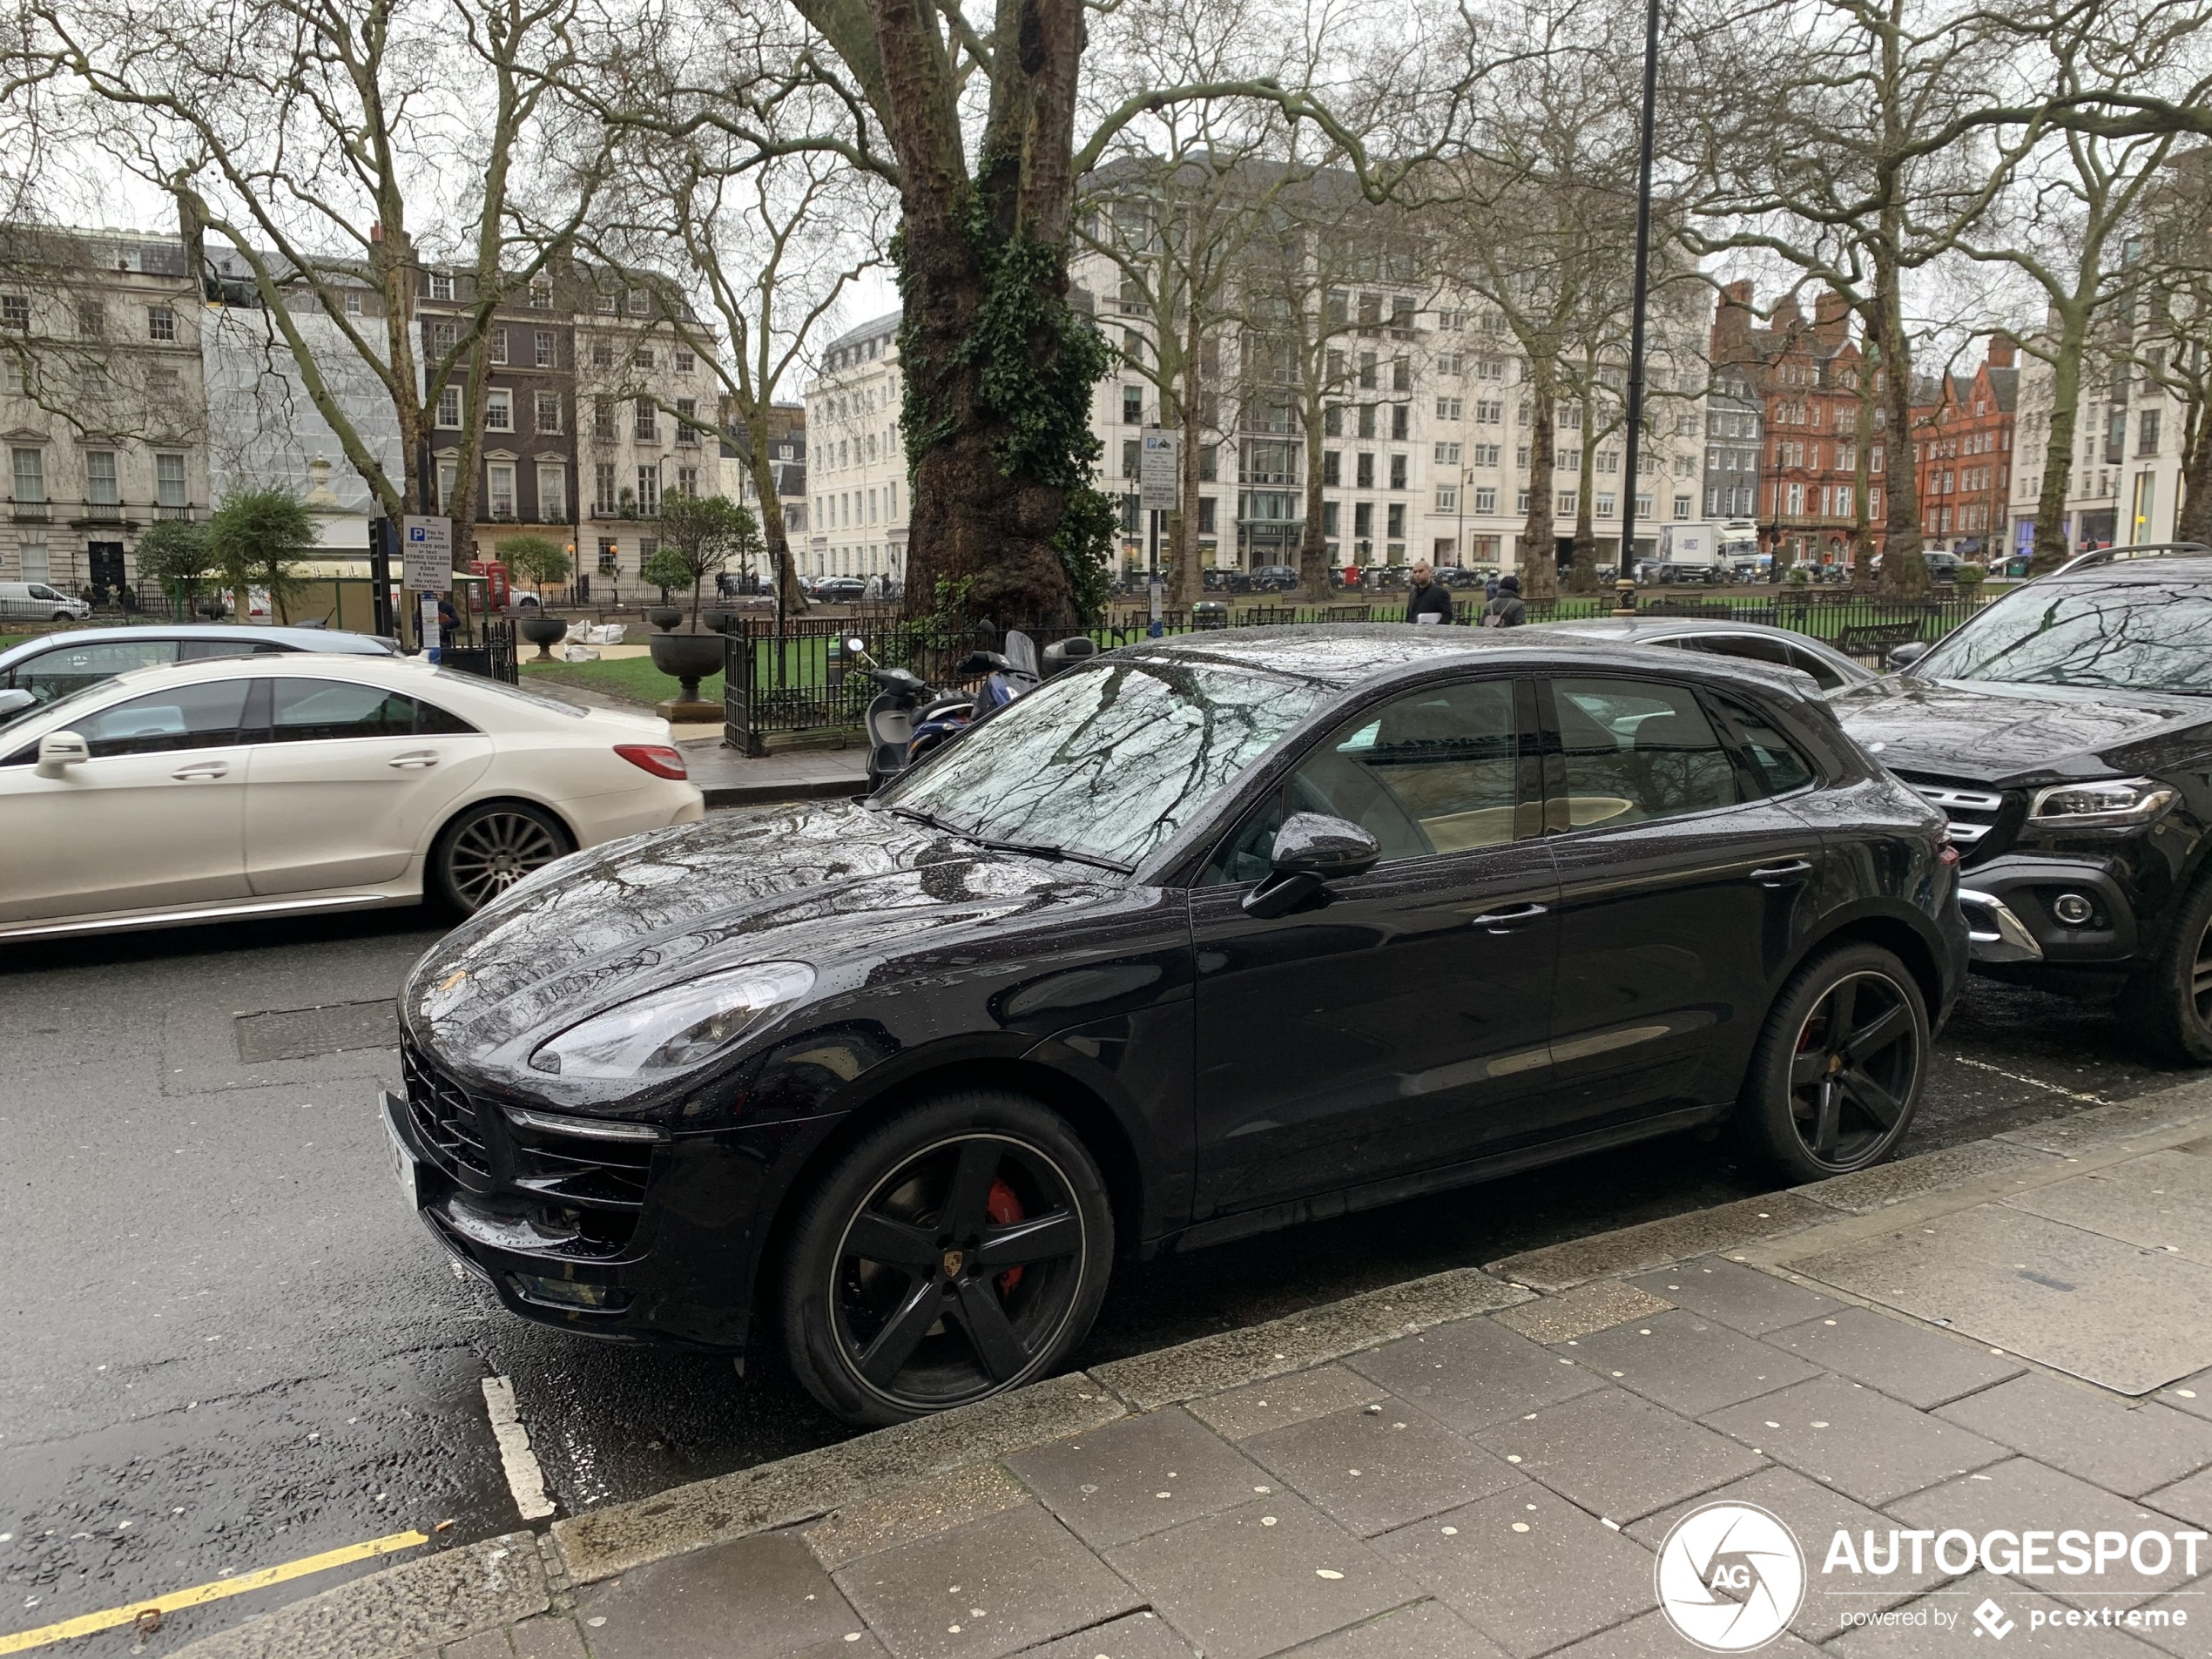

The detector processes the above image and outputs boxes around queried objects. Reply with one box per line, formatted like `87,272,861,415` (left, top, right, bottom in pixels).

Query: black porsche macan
386,627,1967,1424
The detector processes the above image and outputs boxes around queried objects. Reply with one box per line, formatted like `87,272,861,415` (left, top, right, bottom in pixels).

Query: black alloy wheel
1739,943,1927,1180
780,1093,1112,1426
2123,871,2212,1064
431,801,573,914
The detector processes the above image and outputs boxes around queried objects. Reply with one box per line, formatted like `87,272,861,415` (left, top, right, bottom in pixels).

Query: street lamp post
1614,0,1662,616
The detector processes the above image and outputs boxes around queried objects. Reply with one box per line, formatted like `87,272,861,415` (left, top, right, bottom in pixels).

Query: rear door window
1545,677,1742,830
266,678,477,740
10,637,179,701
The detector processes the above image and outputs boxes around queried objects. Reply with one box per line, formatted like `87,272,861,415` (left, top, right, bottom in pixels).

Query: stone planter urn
646,604,685,631
647,630,726,722
520,615,569,662
703,609,740,635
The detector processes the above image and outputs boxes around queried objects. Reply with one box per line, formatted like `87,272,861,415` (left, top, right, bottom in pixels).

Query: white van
0,582,94,623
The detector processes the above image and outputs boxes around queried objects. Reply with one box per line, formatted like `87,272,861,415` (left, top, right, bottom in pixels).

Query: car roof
1535,614,1856,653
2042,551,2212,585
1096,622,1830,699
0,624,396,671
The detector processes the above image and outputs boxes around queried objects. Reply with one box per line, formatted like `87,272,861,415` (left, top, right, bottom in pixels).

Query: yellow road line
0,1530,428,1655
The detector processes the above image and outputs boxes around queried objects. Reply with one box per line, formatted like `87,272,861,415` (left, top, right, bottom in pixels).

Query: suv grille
1899,775,2023,864
402,1039,493,1185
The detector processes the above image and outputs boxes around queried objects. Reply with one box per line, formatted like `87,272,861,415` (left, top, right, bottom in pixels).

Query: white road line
480,1375,556,1521
1949,1055,2107,1104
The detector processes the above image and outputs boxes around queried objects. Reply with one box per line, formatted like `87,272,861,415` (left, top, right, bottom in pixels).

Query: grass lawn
523,654,722,706
0,634,26,651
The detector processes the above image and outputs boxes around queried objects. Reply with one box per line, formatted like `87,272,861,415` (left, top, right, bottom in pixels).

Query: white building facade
2009,341,2195,557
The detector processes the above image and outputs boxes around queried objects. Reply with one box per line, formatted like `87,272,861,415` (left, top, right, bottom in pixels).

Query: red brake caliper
986,1177,1025,1295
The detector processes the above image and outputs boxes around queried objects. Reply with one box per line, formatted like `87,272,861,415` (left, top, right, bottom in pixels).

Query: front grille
1900,775,2022,864
511,1130,653,1212
402,1039,493,1184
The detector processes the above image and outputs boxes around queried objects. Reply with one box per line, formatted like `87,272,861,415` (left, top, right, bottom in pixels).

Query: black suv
1833,547,2212,1060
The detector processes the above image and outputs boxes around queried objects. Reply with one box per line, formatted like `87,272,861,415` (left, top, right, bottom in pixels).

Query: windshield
1919,579,2212,694
880,658,1328,869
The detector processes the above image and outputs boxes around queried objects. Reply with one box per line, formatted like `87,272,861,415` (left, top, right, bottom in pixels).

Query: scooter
904,630,1043,770
850,640,964,793
856,630,1097,791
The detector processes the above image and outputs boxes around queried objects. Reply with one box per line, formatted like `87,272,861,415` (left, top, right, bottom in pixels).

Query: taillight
616,744,688,779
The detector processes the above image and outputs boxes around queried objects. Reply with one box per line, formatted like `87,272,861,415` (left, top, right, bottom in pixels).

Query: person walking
1481,572,1527,628
1405,560,1453,624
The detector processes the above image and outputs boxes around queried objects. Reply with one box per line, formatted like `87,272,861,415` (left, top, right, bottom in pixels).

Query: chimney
1714,280,1755,353
1986,335,2016,369
1814,289,1850,349
370,221,385,244
1772,295,1804,336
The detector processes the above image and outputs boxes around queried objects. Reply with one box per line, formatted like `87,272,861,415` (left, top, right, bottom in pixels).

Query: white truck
1648,523,1723,583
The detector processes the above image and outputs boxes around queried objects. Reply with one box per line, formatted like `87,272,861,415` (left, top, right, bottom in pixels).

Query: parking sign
1139,430,1178,513
401,515,453,591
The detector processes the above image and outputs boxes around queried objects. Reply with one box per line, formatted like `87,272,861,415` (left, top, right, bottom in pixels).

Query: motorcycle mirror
846,637,866,653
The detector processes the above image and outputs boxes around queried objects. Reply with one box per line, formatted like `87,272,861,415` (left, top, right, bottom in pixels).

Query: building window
1354,502,1373,538
1198,497,1217,533
2,293,30,330
1436,399,1462,422
343,289,362,314
535,391,562,434
626,291,650,316
489,328,509,366
634,400,658,442
1556,490,1577,516
485,389,513,431
636,466,660,516
432,320,457,354
1673,494,1691,520
2141,411,2161,455
675,397,698,445
1356,452,1374,489
596,291,618,315
1122,438,1140,479
155,453,187,509
1434,484,1458,512
529,280,553,311
77,300,105,337
428,273,454,300
1199,443,1217,482
1323,451,1341,487
594,462,619,516
594,397,617,439
537,463,567,523
1391,405,1410,441
437,457,456,512
1474,486,1497,514
147,305,176,341
1389,454,1408,490
1321,501,1339,535
85,450,118,506
590,341,614,369
436,386,462,428
633,345,655,370
487,462,516,517
1386,502,1406,539
1359,352,1377,389
1123,385,1143,424
534,330,556,368
1358,405,1377,440
674,346,695,373
676,465,699,497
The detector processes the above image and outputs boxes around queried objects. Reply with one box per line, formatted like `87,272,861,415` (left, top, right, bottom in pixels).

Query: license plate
384,1099,419,1210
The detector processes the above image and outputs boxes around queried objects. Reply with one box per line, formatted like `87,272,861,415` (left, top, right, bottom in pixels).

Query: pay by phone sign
401,516,453,592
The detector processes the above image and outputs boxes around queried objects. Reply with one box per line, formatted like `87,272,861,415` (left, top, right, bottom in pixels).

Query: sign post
401,515,453,653
1139,428,1178,638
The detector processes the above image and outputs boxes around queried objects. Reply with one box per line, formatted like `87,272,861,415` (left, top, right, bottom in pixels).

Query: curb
170,1076,2212,1659
700,776,868,809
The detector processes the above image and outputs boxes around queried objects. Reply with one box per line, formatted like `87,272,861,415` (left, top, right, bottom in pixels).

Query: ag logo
1655,1501,1806,1652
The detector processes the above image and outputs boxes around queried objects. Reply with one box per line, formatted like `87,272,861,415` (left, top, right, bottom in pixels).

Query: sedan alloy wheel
435,802,572,914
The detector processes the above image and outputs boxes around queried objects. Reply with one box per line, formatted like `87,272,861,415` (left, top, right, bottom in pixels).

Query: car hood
403,799,1130,1080
1831,676,2210,785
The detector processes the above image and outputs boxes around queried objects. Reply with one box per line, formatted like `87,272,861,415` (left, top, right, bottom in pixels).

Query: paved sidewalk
682,740,867,808
177,1083,2212,1659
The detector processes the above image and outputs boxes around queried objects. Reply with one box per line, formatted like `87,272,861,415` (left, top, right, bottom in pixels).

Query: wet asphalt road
1,905,2200,1653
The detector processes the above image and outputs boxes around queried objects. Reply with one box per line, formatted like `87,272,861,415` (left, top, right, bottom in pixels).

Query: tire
428,800,573,915
1737,942,1929,1181
779,1091,1113,1426
2121,871,2212,1064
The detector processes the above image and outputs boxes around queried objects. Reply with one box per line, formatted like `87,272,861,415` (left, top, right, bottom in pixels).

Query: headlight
2028,777,2176,826
528,961,815,1080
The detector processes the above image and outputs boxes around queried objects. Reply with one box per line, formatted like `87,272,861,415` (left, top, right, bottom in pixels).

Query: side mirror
1243,813,1381,919
1886,639,1932,671
36,729,89,779
846,637,866,653
0,688,35,719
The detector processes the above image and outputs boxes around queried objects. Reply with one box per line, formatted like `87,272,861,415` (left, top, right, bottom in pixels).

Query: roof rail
2050,542,2212,577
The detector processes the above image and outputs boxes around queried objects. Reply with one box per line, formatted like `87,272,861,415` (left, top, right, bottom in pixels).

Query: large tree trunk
2031,334,2086,574
1851,386,1876,570
1568,392,1599,594
2178,382,2212,545
841,0,1096,630
1518,364,1560,602
1872,258,1930,597
744,409,808,616
1299,397,1330,597
1169,302,1204,610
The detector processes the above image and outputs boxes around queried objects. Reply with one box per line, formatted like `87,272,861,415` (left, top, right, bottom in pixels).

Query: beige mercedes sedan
0,653,704,939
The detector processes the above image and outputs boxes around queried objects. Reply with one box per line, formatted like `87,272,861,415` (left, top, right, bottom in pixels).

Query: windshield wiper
886,805,964,835
968,835,1135,873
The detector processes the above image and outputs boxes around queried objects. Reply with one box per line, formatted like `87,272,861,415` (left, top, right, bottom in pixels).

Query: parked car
0,581,94,623
1837,546,2212,1061
1248,564,1301,593
390,625,1964,1425
0,653,702,941
1535,616,1874,692
813,577,869,603
0,624,401,728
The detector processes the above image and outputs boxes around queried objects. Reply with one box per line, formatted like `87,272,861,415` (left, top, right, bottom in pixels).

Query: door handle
1750,860,1814,887
1467,902,1548,934
171,761,229,779
388,751,441,770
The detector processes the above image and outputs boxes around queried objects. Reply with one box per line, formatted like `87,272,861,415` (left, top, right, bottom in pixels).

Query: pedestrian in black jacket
1405,560,1453,624
1481,572,1527,627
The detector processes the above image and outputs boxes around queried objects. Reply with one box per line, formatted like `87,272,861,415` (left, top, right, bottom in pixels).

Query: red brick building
1711,283,1889,569
1912,341,2018,556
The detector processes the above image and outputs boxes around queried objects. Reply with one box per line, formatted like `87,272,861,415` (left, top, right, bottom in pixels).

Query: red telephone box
469,559,510,610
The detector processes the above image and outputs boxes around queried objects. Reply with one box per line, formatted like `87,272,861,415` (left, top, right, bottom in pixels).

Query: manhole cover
234,999,399,1063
